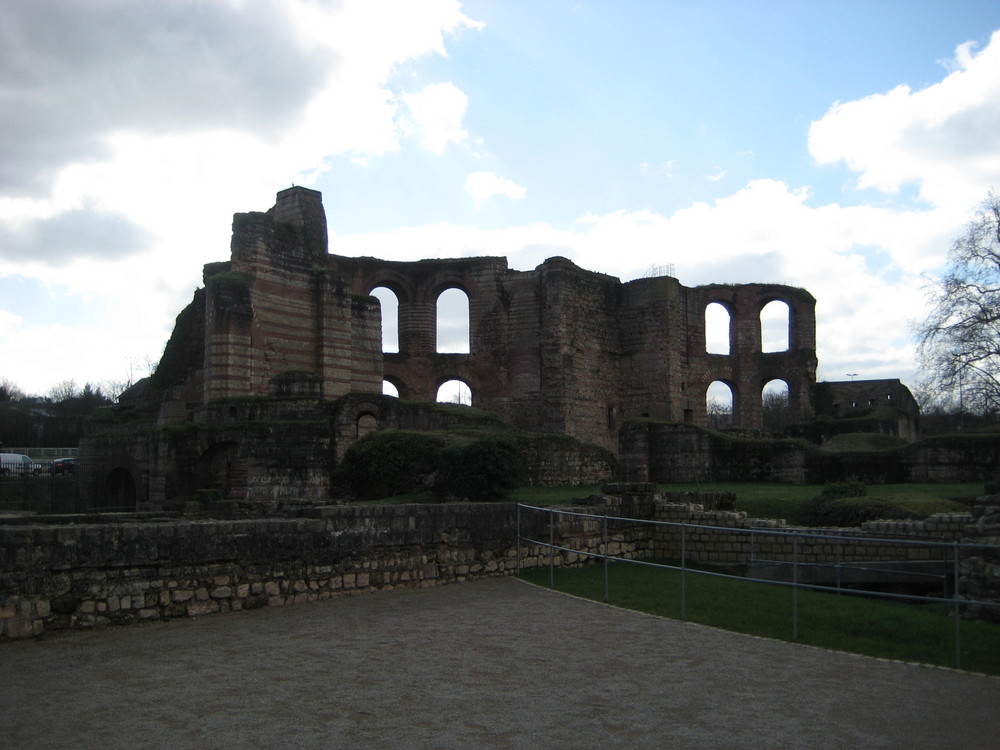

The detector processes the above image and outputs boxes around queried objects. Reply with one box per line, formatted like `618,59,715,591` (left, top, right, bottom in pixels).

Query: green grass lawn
521,559,1000,675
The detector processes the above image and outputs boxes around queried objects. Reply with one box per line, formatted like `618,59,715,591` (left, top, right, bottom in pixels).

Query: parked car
0,453,36,476
49,457,76,476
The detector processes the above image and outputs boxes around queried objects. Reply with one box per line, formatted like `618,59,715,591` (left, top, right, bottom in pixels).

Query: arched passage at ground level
101,467,136,510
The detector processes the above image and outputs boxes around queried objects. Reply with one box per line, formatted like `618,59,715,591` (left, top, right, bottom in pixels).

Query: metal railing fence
516,503,1000,670
0,472,81,514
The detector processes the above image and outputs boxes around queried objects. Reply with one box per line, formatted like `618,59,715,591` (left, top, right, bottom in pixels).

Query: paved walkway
2,577,997,749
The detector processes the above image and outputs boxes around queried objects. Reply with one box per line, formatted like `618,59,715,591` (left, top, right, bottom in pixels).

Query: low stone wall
3,493,996,640
0,504,517,639
960,495,1000,622
653,503,971,567
2,498,652,640
620,422,1000,484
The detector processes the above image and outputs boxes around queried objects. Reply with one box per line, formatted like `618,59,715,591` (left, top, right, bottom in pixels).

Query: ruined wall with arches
198,188,817,454
78,187,821,509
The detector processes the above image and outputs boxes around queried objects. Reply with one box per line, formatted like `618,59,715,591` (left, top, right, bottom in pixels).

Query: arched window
706,381,734,429
760,300,790,353
436,288,470,353
761,379,791,433
705,302,731,355
382,380,399,398
437,379,472,406
103,467,137,510
356,414,378,438
370,287,399,353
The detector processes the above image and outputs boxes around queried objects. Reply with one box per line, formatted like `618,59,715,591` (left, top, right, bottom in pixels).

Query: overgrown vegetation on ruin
337,430,525,502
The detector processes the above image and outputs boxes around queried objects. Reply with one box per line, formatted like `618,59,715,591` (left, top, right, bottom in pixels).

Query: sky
2,0,1000,400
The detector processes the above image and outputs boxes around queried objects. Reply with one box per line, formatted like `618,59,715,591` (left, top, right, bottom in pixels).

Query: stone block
186,600,218,617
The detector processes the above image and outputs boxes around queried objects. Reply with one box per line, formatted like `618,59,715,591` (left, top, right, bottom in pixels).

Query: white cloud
706,169,727,182
463,172,527,208
336,178,951,385
809,30,1000,212
0,0,483,394
402,82,470,154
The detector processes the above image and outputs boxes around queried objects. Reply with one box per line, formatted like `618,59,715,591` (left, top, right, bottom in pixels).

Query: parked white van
0,453,37,476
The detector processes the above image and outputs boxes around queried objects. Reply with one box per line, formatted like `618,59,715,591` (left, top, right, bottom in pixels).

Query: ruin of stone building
78,186,872,508
195,186,818,445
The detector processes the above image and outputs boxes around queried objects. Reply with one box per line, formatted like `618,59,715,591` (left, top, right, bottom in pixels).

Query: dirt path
2,577,997,749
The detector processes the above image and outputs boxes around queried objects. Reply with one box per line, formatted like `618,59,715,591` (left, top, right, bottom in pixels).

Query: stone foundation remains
3,490,997,639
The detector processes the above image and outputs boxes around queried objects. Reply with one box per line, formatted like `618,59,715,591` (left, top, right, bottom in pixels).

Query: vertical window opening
760,300,790,353
370,287,399,353
437,288,470,353
705,303,731,355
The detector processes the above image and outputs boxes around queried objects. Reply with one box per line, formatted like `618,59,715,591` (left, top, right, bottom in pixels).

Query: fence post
792,534,799,641
516,504,521,577
680,522,687,620
549,510,555,589
953,542,961,670
836,537,842,595
603,513,609,603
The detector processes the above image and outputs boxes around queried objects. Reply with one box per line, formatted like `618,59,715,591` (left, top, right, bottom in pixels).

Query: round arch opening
706,380,734,429
437,379,472,406
762,378,792,433
102,467,137,510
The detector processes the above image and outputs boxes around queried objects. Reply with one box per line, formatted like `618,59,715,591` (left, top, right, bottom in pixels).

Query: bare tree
761,389,793,433
917,192,1000,417
0,378,25,402
706,397,733,429
47,379,79,402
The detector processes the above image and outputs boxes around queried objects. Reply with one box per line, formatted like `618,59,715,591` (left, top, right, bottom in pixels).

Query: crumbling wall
620,422,1000,484
83,187,827,505
4,493,994,640
196,188,819,452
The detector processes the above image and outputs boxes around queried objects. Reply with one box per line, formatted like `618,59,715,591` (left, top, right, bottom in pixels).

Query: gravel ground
2,576,997,749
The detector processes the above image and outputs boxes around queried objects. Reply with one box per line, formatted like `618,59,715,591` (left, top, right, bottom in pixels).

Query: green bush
435,437,525,501
338,431,447,500
818,481,868,500
797,482,920,526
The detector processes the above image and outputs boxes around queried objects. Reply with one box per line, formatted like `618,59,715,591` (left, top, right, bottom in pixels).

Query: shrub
338,431,447,500
797,482,920,526
818,481,867,501
435,437,525,501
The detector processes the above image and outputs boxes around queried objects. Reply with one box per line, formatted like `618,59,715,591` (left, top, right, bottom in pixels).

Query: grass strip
520,559,1000,675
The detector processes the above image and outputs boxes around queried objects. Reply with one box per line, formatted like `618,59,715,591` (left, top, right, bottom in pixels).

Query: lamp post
846,373,858,382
